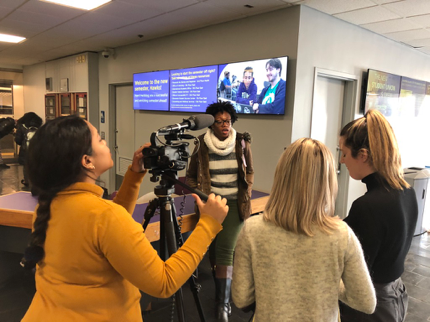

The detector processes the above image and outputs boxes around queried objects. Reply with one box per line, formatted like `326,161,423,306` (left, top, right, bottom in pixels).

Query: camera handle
164,174,209,202
141,172,207,322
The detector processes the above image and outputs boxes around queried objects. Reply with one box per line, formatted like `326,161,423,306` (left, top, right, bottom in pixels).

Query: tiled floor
0,162,29,196
402,233,430,322
1,163,430,321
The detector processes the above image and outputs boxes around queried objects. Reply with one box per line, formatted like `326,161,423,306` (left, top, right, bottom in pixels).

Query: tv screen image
132,56,289,115
133,70,170,111
217,56,288,115
399,76,427,117
170,65,218,113
364,69,401,116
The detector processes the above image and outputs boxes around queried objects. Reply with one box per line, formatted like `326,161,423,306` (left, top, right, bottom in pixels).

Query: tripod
142,170,208,322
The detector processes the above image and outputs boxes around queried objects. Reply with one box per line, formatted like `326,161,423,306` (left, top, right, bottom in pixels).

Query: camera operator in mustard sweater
21,115,228,322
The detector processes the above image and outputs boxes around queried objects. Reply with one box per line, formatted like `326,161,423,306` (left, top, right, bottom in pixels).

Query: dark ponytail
21,115,92,269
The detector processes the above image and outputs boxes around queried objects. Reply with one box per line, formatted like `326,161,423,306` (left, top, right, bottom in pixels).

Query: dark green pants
209,200,243,266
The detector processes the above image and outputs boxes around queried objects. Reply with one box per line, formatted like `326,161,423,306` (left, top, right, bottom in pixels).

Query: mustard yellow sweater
22,167,222,322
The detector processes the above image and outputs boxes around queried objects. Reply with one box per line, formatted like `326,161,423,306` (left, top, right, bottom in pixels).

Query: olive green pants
209,200,243,266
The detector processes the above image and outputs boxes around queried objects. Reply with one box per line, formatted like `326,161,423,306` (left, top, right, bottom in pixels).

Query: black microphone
158,114,214,133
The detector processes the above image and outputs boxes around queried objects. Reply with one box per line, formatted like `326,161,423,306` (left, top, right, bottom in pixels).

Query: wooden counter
0,191,268,252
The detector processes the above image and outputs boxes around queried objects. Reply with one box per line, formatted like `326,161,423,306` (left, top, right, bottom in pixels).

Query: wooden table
0,191,269,253
134,191,269,242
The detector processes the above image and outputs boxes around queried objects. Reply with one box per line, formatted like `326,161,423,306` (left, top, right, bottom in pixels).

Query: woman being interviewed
21,115,228,322
339,109,418,321
232,138,376,321
186,100,253,321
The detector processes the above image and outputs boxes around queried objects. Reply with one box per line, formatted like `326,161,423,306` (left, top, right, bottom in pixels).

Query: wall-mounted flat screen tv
364,69,401,116
170,65,218,113
133,70,170,111
132,56,288,114
217,56,288,115
399,76,427,117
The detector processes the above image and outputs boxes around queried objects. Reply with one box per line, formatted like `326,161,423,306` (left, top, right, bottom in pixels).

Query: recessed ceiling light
40,0,111,10
0,33,26,43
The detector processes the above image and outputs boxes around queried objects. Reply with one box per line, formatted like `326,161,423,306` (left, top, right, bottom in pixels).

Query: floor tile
402,270,427,286
413,265,430,278
407,297,430,320
405,282,430,303
405,312,428,321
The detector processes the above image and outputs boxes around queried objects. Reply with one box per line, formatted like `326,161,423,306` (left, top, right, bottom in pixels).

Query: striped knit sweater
208,148,238,200
204,128,239,200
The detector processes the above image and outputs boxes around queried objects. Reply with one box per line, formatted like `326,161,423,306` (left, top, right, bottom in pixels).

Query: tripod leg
160,198,186,322
171,201,207,322
142,198,159,231
188,274,206,322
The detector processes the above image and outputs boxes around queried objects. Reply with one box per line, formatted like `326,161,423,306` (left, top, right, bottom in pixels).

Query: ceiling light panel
0,33,26,43
40,0,111,11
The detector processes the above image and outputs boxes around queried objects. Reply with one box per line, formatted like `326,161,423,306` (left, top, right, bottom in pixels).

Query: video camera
142,114,214,181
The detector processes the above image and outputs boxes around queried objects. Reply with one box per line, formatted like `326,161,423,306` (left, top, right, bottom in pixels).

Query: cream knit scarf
204,128,236,156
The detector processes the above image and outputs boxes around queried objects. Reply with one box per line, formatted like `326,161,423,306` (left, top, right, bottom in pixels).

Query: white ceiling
0,0,430,68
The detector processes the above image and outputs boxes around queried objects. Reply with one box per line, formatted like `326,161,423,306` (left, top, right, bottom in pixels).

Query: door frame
108,82,133,194
311,68,358,218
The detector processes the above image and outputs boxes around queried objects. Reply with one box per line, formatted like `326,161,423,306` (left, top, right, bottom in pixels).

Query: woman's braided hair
21,115,93,269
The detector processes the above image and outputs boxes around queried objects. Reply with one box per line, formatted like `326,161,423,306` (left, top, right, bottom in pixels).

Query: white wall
295,5,430,214
23,53,99,124
21,5,430,200
97,7,301,192
22,64,45,120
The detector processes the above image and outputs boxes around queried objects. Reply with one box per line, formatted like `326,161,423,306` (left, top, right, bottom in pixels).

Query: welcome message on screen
133,66,218,112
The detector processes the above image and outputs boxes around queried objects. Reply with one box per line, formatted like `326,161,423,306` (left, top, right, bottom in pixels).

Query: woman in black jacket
338,109,418,322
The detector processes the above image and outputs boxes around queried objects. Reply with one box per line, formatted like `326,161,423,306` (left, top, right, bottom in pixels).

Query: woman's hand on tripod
192,193,228,224
131,142,151,173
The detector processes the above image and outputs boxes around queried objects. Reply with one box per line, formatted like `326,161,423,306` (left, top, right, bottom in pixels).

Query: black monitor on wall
363,69,401,116
217,56,288,115
133,70,170,111
169,65,218,113
132,56,289,115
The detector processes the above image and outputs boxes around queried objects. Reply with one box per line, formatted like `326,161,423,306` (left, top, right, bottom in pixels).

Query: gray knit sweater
232,215,376,321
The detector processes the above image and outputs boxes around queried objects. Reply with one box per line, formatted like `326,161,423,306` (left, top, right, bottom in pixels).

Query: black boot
215,265,233,321
212,266,232,317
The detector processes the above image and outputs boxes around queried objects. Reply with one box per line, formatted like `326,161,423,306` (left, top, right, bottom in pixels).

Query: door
0,82,16,160
114,85,135,190
310,68,362,219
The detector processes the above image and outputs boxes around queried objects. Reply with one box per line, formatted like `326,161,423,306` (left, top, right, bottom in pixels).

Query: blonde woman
232,138,376,321
339,109,418,322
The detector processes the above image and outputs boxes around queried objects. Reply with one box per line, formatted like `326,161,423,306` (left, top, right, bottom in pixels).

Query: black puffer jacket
0,117,16,139
15,112,42,165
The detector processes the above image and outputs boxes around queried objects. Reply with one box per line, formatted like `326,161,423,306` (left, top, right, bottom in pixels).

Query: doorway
108,83,135,193
310,68,358,219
